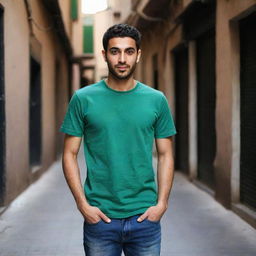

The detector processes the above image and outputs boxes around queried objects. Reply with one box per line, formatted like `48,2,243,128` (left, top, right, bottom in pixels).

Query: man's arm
137,136,175,222
62,134,111,223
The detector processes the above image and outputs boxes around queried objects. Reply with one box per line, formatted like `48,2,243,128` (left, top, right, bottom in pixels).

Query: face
102,37,141,80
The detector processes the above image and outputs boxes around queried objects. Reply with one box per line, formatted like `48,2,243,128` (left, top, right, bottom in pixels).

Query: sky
82,0,108,14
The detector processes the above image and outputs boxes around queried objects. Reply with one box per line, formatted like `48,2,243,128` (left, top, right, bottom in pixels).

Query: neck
106,75,136,92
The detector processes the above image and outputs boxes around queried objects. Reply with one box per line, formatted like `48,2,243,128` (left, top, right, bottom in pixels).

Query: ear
102,50,107,62
136,49,141,63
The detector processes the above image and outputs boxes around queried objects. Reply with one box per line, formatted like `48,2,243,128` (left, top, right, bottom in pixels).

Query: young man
60,24,177,256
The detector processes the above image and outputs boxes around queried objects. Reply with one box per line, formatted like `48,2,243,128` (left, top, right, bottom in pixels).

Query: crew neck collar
102,79,140,94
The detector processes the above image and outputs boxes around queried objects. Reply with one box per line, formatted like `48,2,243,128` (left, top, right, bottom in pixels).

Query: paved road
0,150,256,256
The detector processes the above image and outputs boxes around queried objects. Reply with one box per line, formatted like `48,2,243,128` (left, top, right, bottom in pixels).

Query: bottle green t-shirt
60,80,177,218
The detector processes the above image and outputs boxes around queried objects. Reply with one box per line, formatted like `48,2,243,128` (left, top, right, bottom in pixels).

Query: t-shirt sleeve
59,92,85,137
154,94,177,138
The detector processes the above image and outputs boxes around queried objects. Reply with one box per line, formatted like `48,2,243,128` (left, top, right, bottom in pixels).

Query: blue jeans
83,214,161,256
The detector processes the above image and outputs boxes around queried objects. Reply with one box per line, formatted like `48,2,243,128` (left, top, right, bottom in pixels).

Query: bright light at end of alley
82,0,108,14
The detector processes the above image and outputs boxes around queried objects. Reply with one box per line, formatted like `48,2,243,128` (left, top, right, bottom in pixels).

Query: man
60,24,177,256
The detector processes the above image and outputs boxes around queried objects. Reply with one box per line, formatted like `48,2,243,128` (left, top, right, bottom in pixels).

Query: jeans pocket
84,219,103,226
145,218,160,224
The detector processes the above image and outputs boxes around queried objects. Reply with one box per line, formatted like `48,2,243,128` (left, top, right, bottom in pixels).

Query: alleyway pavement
0,149,256,256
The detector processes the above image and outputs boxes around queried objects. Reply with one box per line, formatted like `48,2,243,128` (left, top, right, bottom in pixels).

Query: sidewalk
0,150,255,256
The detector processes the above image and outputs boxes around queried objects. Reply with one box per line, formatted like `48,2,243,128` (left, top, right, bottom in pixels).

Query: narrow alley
0,149,255,256
1,0,256,255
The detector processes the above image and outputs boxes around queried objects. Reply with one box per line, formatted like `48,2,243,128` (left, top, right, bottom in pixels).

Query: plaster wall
1,0,30,203
0,0,71,205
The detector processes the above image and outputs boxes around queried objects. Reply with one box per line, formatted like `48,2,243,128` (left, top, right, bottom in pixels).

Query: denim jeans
83,214,161,256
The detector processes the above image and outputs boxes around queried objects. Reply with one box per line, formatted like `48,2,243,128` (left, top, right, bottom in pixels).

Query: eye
126,49,135,55
110,49,118,55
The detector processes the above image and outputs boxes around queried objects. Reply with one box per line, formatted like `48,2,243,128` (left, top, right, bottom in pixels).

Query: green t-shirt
60,80,177,218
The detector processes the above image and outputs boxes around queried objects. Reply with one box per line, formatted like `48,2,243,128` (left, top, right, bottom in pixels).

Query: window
83,16,94,54
71,0,78,20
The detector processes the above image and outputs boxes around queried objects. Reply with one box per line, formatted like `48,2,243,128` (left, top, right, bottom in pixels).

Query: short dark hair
102,24,141,51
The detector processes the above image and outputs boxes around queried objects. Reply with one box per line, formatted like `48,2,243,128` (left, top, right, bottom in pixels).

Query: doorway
240,12,256,210
196,29,216,189
174,46,189,173
0,7,5,204
29,56,42,169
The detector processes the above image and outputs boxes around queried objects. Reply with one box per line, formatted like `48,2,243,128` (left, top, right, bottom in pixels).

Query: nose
119,51,126,63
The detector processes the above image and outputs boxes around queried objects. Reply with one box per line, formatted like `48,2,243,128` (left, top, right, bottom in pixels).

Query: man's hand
78,203,111,224
137,203,167,222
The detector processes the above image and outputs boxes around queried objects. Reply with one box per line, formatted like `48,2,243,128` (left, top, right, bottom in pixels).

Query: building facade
126,0,256,228
0,0,83,210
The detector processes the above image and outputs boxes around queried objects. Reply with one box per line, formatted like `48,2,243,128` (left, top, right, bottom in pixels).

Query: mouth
116,65,129,71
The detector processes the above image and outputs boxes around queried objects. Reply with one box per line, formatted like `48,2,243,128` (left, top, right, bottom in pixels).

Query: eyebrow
109,47,136,51
109,47,119,50
125,47,136,51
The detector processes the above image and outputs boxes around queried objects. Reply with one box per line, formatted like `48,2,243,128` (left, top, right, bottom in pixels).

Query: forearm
62,152,90,208
137,152,174,222
156,153,174,208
